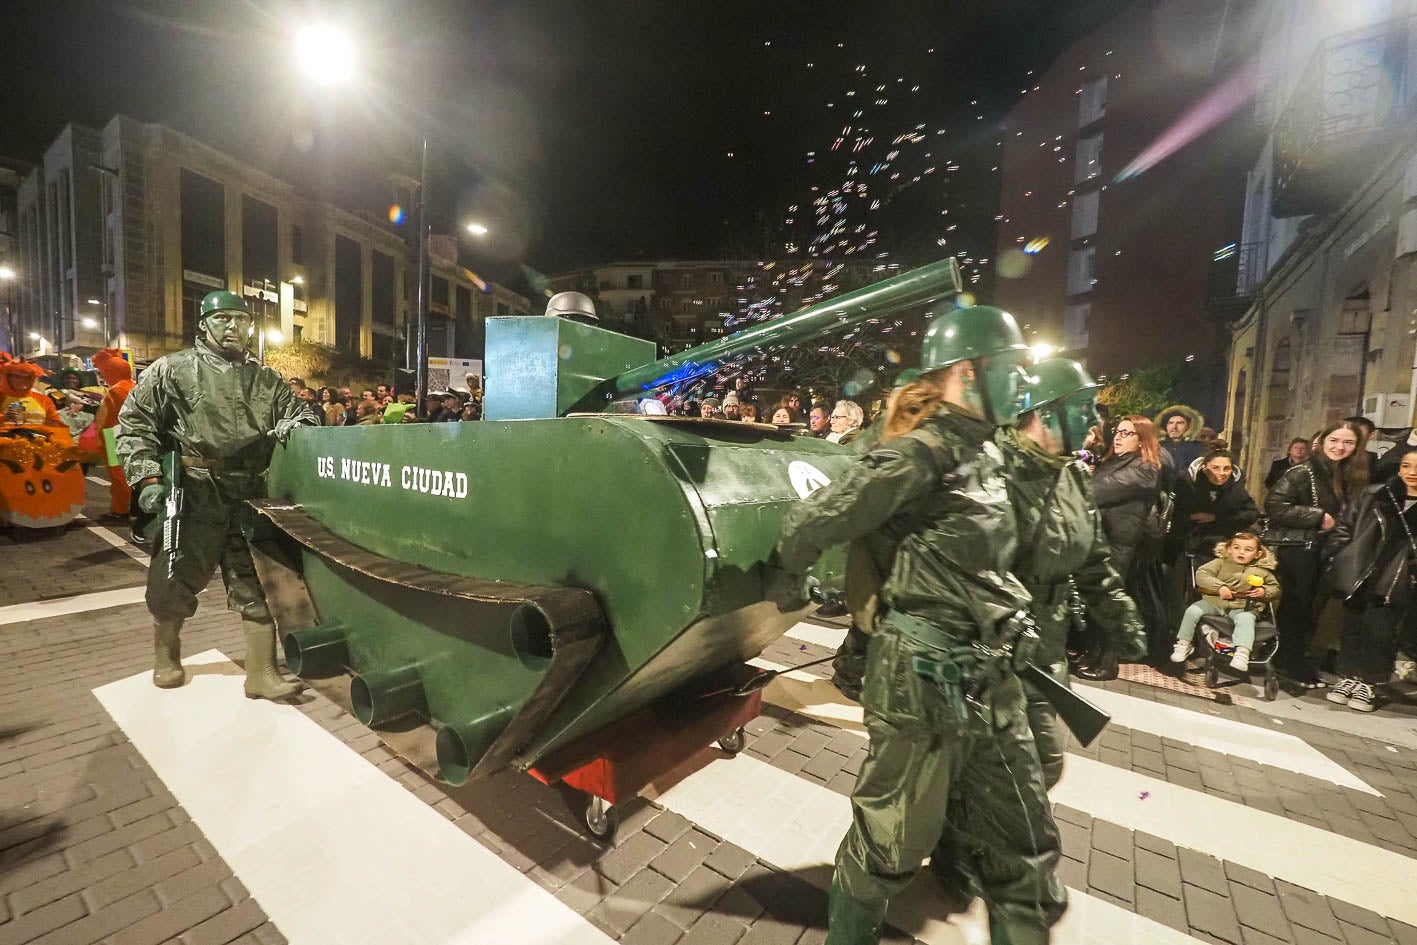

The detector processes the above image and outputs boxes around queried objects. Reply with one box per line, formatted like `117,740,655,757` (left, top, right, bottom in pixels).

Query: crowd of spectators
283,374,485,426
1068,401,1415,712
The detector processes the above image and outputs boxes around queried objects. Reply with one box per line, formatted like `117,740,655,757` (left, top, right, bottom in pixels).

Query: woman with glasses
1086,416,1169,671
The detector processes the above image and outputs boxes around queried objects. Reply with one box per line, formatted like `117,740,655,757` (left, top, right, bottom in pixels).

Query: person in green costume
929,359,1146,908
117,290,321,699
769,305,1066,945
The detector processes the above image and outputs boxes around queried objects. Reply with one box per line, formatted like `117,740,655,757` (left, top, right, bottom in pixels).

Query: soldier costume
771,306,1066,945
117,290,320,698
998,359,1145,783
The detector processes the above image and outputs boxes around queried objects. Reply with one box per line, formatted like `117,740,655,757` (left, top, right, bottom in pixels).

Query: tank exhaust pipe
435,703,517,785
350,665,427,728
282,623,349,677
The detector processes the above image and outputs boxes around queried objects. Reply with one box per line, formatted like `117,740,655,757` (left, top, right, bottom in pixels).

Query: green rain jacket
999,427,1145,667
117,337,320,484
778,408,1030,647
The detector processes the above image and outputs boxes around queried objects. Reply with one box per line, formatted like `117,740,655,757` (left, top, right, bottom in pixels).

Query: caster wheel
717,727,746,755
584,796,617,842
1264,672,1280,702
1204,659,1219,689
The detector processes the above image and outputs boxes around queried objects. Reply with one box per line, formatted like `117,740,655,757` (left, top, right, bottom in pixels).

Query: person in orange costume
93,348,135,517
0,354,65,429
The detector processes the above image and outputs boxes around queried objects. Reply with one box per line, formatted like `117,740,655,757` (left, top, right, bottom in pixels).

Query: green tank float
250,259,962,837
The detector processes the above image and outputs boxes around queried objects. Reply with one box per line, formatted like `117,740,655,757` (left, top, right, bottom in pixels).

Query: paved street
4,477,1417,945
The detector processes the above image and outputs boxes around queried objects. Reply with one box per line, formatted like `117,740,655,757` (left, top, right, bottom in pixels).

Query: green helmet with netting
197,290,254,356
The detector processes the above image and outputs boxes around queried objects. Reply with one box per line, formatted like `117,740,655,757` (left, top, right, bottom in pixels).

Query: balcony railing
1207,242,1266,320
1272,17,1413,218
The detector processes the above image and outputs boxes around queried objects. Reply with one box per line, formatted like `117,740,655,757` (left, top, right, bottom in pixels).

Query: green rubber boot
831,625,870,701
152,618,185,689
242,619,304,701
823,876,886,945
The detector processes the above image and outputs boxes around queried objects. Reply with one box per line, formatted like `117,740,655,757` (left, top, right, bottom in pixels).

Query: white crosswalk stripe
95,651,614,945
781,622,1381,795
0,585,147,626
649,751,1206,945
752,654,1417,930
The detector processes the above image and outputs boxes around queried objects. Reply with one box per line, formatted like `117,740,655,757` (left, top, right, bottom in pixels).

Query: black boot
1075,650,1118,681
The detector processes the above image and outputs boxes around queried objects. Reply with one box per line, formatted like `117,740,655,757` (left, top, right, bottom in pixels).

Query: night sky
0,0,1132,278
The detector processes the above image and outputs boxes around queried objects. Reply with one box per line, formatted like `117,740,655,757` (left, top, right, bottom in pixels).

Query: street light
465,222,489,237
0,265,15,281
295,25,356,86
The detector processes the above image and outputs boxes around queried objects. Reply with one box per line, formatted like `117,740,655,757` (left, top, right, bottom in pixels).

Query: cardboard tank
252,259,962,792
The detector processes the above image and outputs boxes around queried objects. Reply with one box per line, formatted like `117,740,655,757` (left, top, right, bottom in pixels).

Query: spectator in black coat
1093,415,1171,662
1265,421,1369,687
1172,451,1259,555
1266,438,1310,490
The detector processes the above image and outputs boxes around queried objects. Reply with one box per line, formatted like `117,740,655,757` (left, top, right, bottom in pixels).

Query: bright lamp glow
291,275,304,285
1030,343,1055,362
28,332,40,339
296,25,355,86
87,298,101,305
0,265,16,280
266,329,284,344
465,222,489,236
81,317,99,329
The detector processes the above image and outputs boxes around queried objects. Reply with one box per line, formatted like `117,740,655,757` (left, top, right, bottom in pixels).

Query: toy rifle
161,451,184,580
1019,663,1111,747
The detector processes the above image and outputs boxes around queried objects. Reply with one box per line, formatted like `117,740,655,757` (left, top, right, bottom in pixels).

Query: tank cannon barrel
597,257,962,404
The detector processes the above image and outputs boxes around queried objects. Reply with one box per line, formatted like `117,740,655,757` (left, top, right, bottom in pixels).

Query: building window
290,224,304,265
431,276,449,313
679,273,693,288
1070,191,1100,239
1078,77,1108,127
658,297,672,312
180,169,226,283
1075,134,1102,183
710,272,723,284
627,273,643,290
1064,303,1091,350
58,170,71,273
334,235,362,354
241,195,278,285
371,251,396,325
1066,247,1096,296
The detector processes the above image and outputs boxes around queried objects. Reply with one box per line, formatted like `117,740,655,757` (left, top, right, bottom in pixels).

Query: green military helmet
920,304,1026,372
1019,358,1099,412
199,290,251,319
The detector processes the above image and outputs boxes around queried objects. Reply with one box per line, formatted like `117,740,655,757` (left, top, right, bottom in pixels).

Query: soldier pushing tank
117,290,321,699
770,305,1067,945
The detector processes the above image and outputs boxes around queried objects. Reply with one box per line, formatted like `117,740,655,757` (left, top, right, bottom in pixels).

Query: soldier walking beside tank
769,306,1066,945
931,359,1146,908
117,291,321,698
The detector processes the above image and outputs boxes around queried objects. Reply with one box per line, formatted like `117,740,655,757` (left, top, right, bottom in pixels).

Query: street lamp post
414,138,430,416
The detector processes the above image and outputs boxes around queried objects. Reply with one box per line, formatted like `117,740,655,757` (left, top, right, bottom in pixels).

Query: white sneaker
1230,647,1250,673
1327,677,1358,705
1170,640,1193,663
1348,682,1377,712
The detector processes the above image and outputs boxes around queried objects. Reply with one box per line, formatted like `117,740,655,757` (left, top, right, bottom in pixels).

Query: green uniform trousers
829,626,1066,945
147,470,272,626
1025,662,1068,791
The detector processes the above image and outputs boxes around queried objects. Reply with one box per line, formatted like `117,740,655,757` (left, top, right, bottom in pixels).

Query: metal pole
414,136,430,415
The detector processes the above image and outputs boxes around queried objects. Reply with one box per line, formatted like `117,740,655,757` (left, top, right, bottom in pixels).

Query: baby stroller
1181,545,1282,701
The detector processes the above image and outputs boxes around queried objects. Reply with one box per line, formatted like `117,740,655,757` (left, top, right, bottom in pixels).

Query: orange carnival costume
93,348,136,515
0,354,85,528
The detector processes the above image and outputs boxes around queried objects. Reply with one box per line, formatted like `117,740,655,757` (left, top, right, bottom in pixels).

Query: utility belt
180,455,267,474
883,608,1031,722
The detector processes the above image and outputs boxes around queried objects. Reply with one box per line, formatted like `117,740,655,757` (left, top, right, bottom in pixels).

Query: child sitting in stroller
1171,532,1280,671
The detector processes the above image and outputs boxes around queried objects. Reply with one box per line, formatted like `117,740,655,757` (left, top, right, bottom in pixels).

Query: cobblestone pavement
4,478,1417,944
